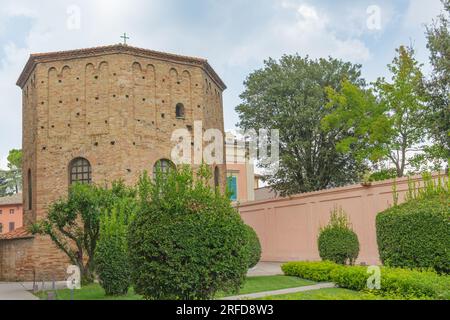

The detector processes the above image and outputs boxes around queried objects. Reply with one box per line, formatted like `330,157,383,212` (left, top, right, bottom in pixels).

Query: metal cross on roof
120,33,130,45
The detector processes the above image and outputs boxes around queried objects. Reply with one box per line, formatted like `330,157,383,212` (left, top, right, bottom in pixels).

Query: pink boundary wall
238,173,443,265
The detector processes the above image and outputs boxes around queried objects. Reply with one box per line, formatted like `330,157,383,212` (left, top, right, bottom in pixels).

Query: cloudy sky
0,0,445,168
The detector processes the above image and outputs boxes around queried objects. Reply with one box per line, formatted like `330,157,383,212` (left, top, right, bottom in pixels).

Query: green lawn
35,275,315,300
217,276,315,298
35,284,142,300
260,288,385,300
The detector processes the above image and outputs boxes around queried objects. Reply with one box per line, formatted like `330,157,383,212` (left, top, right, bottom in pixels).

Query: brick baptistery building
0,44,227,281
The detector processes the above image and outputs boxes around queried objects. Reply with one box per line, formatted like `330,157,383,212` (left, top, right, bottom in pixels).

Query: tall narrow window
153,159,174,179
214,167,220,188
0,223,3,233
69,158,92,185
27,169,32,210
9,222,15,232
176,103,185,119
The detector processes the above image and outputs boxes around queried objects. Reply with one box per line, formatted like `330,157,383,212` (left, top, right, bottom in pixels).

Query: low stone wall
238,173,443,265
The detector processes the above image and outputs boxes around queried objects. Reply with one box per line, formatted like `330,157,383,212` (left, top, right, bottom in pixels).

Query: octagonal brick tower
1,44,227,281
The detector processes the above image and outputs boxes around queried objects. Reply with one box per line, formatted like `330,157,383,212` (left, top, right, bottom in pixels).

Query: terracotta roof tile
0,227,33,240
0,193,22,206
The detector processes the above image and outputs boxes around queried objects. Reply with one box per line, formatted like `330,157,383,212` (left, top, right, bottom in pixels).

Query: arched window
153,159,175,179
69,158,92,185
176,103,185,119
27,169,32,210
214,167,220,188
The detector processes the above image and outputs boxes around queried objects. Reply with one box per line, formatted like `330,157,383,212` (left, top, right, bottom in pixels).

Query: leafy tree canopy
0,149,22,196
425,0,450,161
236,55,366,196
30,181,136,284
324,46,429,177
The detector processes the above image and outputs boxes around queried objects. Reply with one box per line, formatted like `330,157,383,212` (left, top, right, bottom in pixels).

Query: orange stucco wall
238,173,443,265
0,204,23,235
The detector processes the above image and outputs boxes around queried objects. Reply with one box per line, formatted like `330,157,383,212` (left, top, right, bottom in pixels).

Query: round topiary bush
318,207,360,265
128,166,250,300
244,224,261,268
376,195,450,274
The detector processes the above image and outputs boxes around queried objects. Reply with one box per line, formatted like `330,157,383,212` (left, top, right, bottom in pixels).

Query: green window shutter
227,176,238,201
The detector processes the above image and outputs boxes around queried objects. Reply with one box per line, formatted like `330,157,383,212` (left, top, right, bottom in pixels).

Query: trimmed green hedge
376,195,450,274
282,261,450,300
331,265,450,300
281,261,339,282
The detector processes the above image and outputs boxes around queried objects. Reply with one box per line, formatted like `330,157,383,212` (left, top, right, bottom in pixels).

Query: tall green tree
236,55,366,196
426,0,450,161
324,46,428,177
95,198,136,296
30,181,136,284
0,149,22,196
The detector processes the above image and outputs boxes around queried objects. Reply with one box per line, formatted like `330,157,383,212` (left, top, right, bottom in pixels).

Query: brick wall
0,46,227,281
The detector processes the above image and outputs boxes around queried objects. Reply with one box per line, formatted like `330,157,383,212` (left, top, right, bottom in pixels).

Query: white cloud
228,2,371,67
0,155,7,170
403,0,443,28
0,0,443,161
0,42,27,165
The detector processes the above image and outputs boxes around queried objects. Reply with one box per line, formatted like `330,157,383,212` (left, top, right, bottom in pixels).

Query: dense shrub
244,225,262,268
128,166,250,300
282,261,340,282
95,198,136,296
329,265,369,291
330,265,450,300
282,261,450,300
376,195,450,274
318,207,360,265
